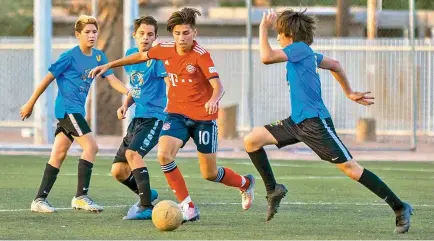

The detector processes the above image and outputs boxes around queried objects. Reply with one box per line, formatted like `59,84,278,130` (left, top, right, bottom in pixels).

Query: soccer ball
152,200,183,231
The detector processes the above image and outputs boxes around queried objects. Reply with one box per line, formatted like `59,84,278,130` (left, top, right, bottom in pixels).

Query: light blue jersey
283,42,330,124
124,48,167,121
49,46,113,119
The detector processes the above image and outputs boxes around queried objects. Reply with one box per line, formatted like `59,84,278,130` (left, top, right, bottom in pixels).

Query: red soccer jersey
147,40,219,121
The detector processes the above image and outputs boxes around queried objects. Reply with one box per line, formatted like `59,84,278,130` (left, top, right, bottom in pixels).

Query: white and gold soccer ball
152,200,183,231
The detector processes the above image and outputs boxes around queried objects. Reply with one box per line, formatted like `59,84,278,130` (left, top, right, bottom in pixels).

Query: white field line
0,202,432,212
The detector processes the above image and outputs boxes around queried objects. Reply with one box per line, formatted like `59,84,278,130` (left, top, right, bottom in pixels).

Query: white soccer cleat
240,174,255,210
31,198,56,213
71,195,103,212
179,203,200,223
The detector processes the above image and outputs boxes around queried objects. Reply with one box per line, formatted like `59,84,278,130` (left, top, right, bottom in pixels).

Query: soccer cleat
180,203,200,224
123,206,153,220
394,202,413,233
31,198,56,213
71,195,103,212
240,174,255,210
126,189,159,217
266,183,288,221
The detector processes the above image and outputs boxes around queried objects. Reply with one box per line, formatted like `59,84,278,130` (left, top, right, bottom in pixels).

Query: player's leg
193,120,254,210
157,114,197,222
300,117,412,233
244,119,299,221
31,128,73,213
122,118,162,220
61,113,102,212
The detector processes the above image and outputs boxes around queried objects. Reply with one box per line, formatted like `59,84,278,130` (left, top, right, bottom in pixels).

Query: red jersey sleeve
147,43,173,60
197,53,219,80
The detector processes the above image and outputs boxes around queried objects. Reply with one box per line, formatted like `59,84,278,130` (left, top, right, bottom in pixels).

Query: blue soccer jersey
283,41,331,124
49,46,113,119
124,48,167,121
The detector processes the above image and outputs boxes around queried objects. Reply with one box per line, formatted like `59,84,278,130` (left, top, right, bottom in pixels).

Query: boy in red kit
89,8,255,223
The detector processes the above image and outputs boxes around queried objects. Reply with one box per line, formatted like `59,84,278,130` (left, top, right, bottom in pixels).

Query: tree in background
0,0,33,36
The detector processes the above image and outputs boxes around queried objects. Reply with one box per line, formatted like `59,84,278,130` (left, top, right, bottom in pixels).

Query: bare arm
205,78,225,115
104,74,129,95
29,73,56,105
319,56,352,95
259,10,288,64
122,93,134,108
108,52,149,69
20,73,55,120
259,10,288,65
319,56,374,106
89,52,149,78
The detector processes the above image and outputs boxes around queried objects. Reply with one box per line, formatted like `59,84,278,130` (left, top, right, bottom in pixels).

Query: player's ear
193,28,198,38
155,33,159,39
74,31,80,39
132,31,136,39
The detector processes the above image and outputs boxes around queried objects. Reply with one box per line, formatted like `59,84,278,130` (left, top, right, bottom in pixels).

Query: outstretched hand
347,91,375,106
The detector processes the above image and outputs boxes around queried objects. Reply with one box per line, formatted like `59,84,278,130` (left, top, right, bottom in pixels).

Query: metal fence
0,36,433,147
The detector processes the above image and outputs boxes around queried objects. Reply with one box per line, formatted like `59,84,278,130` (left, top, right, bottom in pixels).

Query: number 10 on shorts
198,130,210,145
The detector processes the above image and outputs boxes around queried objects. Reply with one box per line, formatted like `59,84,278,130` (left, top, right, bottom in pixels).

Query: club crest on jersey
162,122,171,131
131,71,144,86
186,64,196,73
96,55,101,62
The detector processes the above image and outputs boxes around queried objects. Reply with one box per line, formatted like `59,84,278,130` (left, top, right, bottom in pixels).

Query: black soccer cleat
394,202,413,233
265,183,288,221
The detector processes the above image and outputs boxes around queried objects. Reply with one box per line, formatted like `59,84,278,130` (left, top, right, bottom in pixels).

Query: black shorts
264,117,352,163
113,117,163,163
55,113,91,142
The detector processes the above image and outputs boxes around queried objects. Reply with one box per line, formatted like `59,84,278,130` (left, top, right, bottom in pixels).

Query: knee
243,128,263,152
83,142,99,155
157,151,173,165
202,170,218,182
338,161,363,181
111,164,130,182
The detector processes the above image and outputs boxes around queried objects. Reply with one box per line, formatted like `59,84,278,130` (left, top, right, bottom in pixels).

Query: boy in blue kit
110,16,167,220
243,9,413,233
20,15,130,213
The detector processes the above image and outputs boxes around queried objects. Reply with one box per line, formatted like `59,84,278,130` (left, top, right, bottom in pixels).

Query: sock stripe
161,161,177,173
214,167,225,182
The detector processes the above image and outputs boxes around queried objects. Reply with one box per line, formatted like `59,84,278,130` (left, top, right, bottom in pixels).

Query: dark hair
75,15,98,32
166,7,201,33
276,9,316,45
134,16,158,34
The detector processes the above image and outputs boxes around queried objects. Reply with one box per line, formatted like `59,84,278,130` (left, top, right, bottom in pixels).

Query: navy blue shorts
113,117,163,163
160,114,218,154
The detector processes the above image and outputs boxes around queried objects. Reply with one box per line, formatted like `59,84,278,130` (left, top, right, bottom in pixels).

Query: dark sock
35,163,60,200
76,159,93,197
247,148,276,195
121,173,139,194
358,168,404,211
132,167,152,208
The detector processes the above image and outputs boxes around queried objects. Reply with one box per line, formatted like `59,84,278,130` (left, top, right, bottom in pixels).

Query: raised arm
259,9,288,65
319,56,374,106
20,73,55,120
